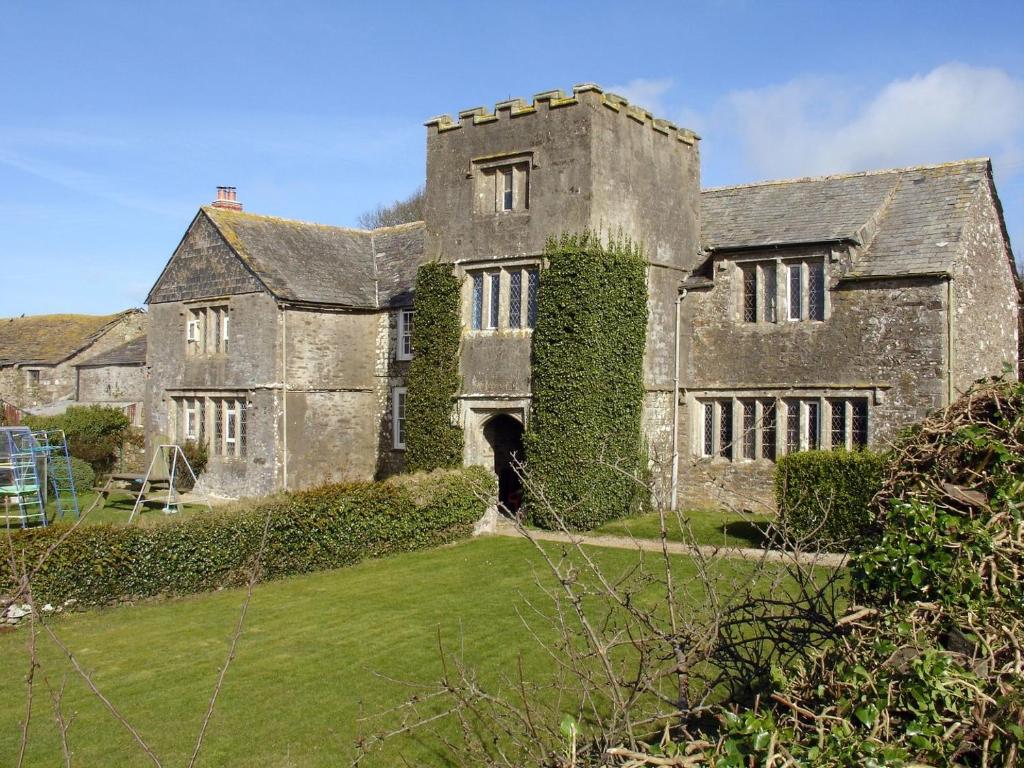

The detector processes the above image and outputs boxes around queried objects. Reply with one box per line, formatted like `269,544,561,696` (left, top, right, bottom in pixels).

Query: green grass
595,507,773,548
2,490,212,530
0,536,772,767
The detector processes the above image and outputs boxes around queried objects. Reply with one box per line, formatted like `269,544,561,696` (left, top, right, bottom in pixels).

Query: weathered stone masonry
142,86,1021,508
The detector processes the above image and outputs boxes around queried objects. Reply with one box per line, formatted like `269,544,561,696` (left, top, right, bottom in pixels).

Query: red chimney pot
211,186,242,211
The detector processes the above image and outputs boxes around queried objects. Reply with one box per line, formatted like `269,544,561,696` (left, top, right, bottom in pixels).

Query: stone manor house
144,84,1021,508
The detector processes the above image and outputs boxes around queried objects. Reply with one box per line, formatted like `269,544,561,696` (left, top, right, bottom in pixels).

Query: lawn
596,507,773,548
2,490,213,530
0,536,775,767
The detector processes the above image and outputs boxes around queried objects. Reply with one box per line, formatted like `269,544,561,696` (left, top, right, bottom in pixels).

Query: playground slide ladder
0,429,46,528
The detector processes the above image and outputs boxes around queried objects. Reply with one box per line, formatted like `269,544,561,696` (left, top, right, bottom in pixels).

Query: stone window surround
688,387,877,462
184,299,231,356
460,258,541,335
169,390,249,459
469,150,535,216
396,307,414,361
728,253,833,324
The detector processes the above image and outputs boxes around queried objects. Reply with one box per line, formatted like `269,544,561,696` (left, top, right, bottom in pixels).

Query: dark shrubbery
2,467,494,606
774,448,885,551
405,262,464,472
177,439,209,489
25,405,133,474
68,456,96,495
525,232,649,530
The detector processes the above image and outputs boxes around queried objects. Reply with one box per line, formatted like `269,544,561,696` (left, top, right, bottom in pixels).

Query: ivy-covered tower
422,84,702,505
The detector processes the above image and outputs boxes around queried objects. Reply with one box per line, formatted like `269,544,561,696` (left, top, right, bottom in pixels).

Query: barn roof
700,158,996,277
0,311,142,366
75,336,147,368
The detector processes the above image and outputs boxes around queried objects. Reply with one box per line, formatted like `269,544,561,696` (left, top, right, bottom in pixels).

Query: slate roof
0,311,141,366
701,159,995,278
75,336,147,368
201,207,426,308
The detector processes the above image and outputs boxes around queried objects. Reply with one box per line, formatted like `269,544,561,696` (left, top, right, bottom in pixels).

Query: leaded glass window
719,402,733,459
831,399,847,449
509,270,522,328
760,400,777,460
852,399,868,448
786,400,800,453
488,272,500,329
472,273,483,330
527,268,539,328
742,265,757,323
742,400,756,459
808,261,825,321
702,402,714,457
788,264,802,321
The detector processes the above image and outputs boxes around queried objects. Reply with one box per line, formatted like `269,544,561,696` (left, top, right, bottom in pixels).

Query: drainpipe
281,306,289,490
670,288,685,511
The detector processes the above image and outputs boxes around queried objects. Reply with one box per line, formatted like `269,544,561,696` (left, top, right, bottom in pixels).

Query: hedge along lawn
595,507,773,549
0,536,786,767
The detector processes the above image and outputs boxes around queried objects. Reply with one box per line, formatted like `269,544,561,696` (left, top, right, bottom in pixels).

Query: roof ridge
201,206,425,236
702,158,991,194
202,206,374,235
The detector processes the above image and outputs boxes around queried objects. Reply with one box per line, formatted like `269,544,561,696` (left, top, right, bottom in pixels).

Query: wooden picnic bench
84,472,180,516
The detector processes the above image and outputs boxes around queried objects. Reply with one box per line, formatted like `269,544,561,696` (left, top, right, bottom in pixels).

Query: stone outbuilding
143,85,1021,509
0,310,147,417
73,336,148,425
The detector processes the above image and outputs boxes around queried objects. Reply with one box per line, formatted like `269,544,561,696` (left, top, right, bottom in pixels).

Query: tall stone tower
423,84,701,503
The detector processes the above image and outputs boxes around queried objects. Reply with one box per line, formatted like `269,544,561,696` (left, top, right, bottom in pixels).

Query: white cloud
606,77,675,117
719,63,1024,178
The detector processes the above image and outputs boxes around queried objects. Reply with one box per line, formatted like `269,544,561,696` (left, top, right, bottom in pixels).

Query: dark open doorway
483,414,525,514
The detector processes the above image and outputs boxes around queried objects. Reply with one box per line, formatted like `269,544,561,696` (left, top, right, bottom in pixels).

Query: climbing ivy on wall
405,262,464,472
524,232,649,530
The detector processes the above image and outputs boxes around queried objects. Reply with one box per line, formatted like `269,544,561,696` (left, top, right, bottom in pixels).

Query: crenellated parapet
424,83,699,146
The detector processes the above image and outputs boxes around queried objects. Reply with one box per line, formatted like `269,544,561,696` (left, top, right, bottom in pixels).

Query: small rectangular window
471,273,484,330
392,387,407,449
213,400,223,456
719,402,733,459
222,313,230,353
526,268,539,329
397,308,414,360
830,399,847,449
741,400,756,459
763,264,777,323
788,264,802,321
786,400,800,454
760,400,777,461
509,271,522,329
26,369,40,386
237,400,247,458
742,265,757,323
806,401,820,450
702,402,714,457
852,398,868,448
488,272,500,329
502,168,513,211
808,262,825,321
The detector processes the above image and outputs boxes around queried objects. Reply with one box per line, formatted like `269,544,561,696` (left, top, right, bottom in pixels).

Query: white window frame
392,387,407,450
396,308,414,361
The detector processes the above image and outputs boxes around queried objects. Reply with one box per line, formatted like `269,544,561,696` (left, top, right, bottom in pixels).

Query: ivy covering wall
405,262,464,472
524,232,649,530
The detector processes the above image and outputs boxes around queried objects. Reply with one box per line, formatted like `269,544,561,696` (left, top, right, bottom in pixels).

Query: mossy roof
701,158,996,277
200,207,426,308
0,311,140,366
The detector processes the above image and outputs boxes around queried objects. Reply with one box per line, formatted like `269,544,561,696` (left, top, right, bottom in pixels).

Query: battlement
424,83,699,146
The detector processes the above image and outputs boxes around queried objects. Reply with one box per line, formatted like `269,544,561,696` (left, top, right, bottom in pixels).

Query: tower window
502,168,514,211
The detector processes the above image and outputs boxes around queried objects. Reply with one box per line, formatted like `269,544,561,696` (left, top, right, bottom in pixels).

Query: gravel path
493,521,847,568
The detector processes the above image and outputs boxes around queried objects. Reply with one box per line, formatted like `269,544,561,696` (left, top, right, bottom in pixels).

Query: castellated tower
423,84,701,502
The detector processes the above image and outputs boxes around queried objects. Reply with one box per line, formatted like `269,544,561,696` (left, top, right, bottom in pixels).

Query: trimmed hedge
2,467,494,607
774,449,885,551
525,232,649,530
405,262,464,472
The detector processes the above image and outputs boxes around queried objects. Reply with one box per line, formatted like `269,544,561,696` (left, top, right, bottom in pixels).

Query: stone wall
677,245,949,512
76,364,145,424
951,181,1021,393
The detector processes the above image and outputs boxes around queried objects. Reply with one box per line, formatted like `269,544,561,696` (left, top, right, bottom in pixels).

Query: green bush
774,449,885,551
2,467,494,607
25,405,132,474
405,262,464,472
176,439,209,490
68,456,95,494
525,232,649,530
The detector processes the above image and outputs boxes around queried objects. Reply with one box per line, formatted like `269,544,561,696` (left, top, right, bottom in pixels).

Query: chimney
211,186,242,211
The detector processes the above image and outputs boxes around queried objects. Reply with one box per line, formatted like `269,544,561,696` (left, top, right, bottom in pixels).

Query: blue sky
2,0,1023,315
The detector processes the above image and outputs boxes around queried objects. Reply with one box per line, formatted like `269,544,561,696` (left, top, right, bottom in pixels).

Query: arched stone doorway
483,414,525,514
